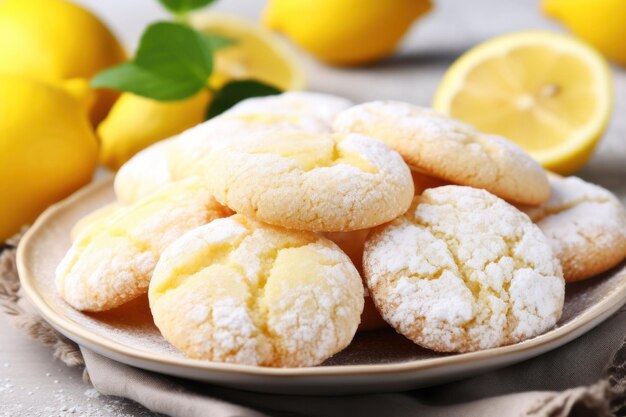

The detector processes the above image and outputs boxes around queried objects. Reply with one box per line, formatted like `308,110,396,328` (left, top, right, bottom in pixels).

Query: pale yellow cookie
56,178,232,312
114,139,176,204
70,203,122,241
195,131,414,232
334,101,550,205
149,214,364,367
364,186,565,352
521,175,626,282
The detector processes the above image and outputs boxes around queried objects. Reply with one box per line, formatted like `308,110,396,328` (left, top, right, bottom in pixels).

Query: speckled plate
17,176,626,395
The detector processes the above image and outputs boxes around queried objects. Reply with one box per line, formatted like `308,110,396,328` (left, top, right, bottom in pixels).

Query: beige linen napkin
1,234,625,417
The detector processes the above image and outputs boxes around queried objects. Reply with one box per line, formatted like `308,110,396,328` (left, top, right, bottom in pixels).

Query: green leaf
90,22,234,101
158,0,215,14
135,22,214,84
206,80,282,119
91,63,204,101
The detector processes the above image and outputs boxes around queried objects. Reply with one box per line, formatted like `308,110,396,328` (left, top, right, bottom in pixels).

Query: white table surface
2,0,625,415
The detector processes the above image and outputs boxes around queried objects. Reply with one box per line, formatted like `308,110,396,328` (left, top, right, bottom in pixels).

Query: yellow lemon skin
543,0,626,66
263,0,432,66
0,0,126,124
0,75,98,242
97,91,211,171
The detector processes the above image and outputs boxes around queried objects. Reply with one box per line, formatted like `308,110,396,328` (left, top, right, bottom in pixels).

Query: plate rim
17,176,626,379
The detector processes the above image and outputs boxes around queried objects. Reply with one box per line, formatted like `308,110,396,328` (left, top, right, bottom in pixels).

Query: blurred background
80,0,568,101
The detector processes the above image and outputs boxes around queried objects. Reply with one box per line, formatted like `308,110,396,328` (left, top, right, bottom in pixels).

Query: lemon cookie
364,186,564,352
149,214,364,367
521,175,626,282
197,130,414,232
114,139,176,204
334,101,550,205
56,178,232,312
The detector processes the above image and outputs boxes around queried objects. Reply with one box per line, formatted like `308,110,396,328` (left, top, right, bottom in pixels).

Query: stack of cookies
56,92,626,367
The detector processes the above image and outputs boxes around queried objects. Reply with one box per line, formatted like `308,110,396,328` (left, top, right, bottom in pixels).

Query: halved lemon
433,31,612,174
190,12,307,91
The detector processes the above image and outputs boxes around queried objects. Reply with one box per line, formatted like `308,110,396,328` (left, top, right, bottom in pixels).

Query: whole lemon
0,0,127,123
543,0,626,66
263,0,432,66
97,91,211,170
0,75,98,241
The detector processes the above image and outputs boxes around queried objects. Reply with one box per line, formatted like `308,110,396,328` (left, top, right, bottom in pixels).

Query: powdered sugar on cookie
364,186,564,352
521,175,626,282
149,215,364,367
56,178,231,312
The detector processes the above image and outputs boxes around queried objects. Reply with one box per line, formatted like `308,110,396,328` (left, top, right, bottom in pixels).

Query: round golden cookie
334,101,550,205
197,131,414,232
148,214,364,367
56,178,232,312
114,139,175,204
363,186,565,353
521,175,626,282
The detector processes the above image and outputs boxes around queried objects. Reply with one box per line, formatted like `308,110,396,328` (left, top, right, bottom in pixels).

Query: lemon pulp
434,31,612,174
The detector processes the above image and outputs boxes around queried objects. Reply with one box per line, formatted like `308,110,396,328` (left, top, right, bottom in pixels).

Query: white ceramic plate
17,176,626,395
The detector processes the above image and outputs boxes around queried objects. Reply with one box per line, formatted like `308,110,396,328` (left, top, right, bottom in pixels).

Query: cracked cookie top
521,175,626,282
196,130,414,232
363,185,564,352
334,101,550,205
149,214,364,367
56,178,232,312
